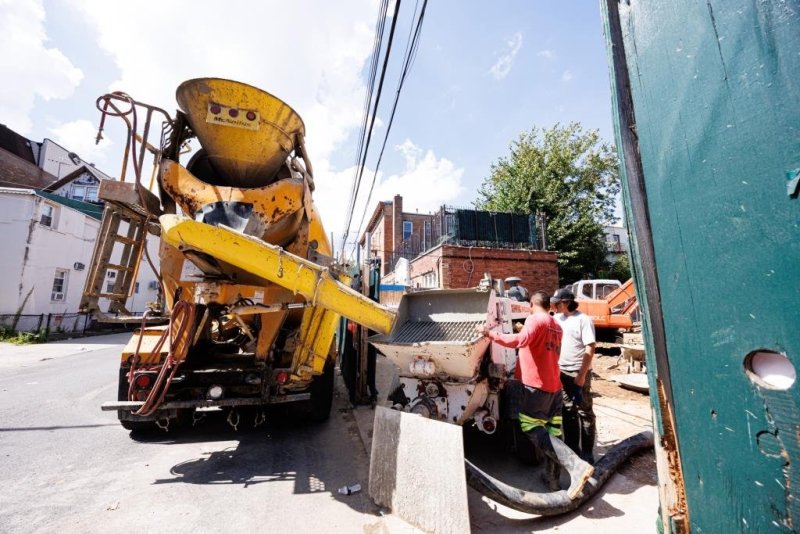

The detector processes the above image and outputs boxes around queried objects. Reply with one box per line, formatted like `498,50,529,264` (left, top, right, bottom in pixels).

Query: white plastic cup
338,484,362,495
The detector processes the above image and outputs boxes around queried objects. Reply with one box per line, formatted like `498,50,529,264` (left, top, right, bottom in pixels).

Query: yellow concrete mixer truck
82,78,396,431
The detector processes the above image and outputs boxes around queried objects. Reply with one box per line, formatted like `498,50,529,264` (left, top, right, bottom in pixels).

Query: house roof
0,124,36,164
43,165,104,192
36,190,103,220
0,186,36,195
0,148,58,189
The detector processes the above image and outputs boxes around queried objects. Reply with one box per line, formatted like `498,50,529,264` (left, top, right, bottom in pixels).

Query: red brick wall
399,213,435,252
408,245,559,295
392,194,403,257
363,195,557,289
408,247,442,288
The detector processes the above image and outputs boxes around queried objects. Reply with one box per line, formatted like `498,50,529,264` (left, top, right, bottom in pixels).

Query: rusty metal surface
389,320,483,344
175,78,306,187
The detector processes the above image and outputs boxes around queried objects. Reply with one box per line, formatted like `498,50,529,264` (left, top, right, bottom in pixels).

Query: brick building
359,195,560,296
359,194,437,278
406,244,558,291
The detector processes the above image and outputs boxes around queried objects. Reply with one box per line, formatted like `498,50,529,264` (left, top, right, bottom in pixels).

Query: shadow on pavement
120,396,379,515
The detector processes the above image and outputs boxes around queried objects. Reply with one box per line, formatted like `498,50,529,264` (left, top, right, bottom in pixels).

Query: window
598,283,620,299
134,282,139,294
612,234,622,252
422,271,438,288
582,284,593,298
51,269,68,301
40,204,54,227
107,271,116,279
106,282,115,293
72,185,86,201
85,186,99,202
403,220,413,240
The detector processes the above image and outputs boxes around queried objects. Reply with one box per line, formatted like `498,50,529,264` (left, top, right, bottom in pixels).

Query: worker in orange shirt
481,290,594,498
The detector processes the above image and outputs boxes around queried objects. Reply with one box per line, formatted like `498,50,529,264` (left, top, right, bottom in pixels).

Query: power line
343,0,389,244
350,0,429,261
340,0,402,257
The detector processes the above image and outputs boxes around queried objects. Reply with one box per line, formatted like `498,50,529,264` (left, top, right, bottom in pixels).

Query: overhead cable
342,0,390,254
340,0,402,257
350,0,429,261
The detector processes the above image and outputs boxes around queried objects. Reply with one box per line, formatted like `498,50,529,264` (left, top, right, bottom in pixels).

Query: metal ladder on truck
79,180,162,323
80,91,174,324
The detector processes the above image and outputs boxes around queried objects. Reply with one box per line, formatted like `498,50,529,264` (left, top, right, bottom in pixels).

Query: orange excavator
575,278,638,332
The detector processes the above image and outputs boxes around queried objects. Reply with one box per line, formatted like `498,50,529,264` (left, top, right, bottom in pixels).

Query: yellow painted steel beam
159,215,396,335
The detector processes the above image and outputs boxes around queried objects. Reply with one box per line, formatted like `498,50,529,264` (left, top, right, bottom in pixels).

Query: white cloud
0,0,83,134
562,70,574,82
56,0,383,238
537,49,554,60
317,139,465,257
48,119,112,165
489,32,523,80
15,2,460,259
63,0,377,166
374,140,464,215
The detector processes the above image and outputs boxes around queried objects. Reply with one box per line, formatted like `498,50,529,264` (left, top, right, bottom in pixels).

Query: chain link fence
0,313,131,341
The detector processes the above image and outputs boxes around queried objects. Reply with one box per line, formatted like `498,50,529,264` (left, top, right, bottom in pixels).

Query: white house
44,165,107,203
36,138,113,181
603,223,629,263
0,187,160,316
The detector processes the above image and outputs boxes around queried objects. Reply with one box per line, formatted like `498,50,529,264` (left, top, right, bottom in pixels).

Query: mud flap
368,406,470,533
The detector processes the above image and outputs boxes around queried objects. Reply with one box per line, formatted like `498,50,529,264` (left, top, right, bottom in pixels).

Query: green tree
477,123,620,284
607,253,632,281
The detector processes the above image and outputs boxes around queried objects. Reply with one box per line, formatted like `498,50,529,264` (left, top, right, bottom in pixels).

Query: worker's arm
481,316,535,348
575,315,597,387
575,342,595,387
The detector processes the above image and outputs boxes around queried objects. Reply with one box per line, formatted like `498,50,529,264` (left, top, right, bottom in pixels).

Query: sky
0,0,615,255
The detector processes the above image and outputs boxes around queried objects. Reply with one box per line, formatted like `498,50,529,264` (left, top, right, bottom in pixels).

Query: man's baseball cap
550,288,575,303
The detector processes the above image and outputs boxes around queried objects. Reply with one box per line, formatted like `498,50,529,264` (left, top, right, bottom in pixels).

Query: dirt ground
591,351,658,486
592,349,650,402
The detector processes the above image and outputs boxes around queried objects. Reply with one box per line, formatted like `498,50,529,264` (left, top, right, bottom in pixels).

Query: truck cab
570,279,622,300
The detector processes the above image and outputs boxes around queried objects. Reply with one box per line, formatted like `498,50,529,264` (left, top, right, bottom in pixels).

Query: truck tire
307,362,334,422
119,419,154,432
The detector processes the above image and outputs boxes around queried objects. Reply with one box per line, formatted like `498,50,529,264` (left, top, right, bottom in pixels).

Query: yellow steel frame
159,215,396,375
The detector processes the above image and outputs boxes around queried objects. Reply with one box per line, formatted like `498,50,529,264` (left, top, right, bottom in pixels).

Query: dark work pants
560,371,596,463
518,385,574,486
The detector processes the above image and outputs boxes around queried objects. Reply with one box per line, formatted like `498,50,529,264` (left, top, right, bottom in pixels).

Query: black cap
550,288,575,303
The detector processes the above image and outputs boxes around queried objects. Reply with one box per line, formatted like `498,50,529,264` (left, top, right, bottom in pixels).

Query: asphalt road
0,334,384,533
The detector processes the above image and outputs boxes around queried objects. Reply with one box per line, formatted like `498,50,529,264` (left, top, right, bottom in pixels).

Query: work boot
541,458,561,491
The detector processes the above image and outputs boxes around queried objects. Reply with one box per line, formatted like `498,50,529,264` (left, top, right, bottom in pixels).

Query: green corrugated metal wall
602,1,799,532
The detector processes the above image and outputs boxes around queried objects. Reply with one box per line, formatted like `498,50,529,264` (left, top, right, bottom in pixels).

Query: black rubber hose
465,430,654,516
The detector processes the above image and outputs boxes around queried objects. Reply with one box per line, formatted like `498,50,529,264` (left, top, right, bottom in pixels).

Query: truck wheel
308,362,334,422
119,419,154,432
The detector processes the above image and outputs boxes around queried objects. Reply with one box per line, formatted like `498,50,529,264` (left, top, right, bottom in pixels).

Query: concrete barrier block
368,406,469,533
